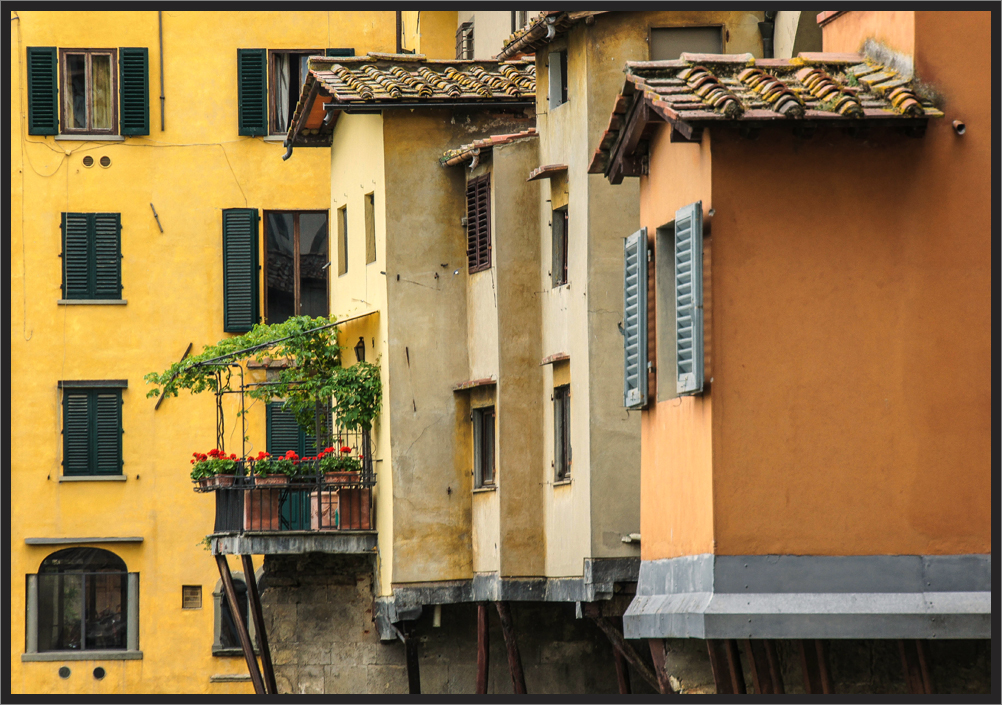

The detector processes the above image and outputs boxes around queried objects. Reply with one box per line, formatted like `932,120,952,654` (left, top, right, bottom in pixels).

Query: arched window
36,548,129,652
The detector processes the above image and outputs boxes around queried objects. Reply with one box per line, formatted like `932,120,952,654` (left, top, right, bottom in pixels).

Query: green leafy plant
250,450,299,477
146,316,382,453
318,446,363,475
190,449,239,481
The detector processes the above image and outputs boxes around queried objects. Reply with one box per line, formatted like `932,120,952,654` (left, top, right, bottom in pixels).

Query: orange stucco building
590,10,991,694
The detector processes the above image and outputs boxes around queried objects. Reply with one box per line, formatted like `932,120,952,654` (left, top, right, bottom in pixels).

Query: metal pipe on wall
158,11,165,130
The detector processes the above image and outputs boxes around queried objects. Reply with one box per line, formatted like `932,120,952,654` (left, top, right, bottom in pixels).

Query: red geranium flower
230,453,237,460
340,446,352,454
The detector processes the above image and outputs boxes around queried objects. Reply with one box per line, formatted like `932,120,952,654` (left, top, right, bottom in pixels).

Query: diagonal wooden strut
646,638,677,694
242,554,277,695
495,601,527,694
743,639,784,694
216,554,266,695
581,602,663,693
613,642,632,694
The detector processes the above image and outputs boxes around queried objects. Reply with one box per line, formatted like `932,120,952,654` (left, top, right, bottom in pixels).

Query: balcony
198,452,377,556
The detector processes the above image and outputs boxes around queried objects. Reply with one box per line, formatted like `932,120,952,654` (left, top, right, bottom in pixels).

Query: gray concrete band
625,554,992,640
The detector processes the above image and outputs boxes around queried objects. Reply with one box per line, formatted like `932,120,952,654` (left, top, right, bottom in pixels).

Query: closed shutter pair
623,201,703,408
61,213,121,300
62,388,123,476
27,46,149,136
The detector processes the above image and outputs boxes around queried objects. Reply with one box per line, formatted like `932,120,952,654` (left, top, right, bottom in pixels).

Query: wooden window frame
262,210,330,323
472,405,496,488
466,174,491,274
268,49,322,135
59,48,118,135
552,206,568,287
337,205,348,276
554,384,571,481
456,21,474,60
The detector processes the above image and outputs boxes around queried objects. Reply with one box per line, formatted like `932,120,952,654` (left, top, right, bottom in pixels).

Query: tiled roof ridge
440,128,539,167
308,53,533,67
496,11,609,60
588,50,944,178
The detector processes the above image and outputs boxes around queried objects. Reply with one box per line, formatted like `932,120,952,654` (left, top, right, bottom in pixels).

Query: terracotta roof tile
589,52,945,176
309,54,535,106
440,128,538,167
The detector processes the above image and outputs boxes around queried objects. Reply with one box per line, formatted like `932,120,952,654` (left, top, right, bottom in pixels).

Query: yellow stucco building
8,10,414,695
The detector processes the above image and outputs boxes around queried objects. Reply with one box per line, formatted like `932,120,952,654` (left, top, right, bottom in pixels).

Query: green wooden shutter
94,391,123,474
63,392,91,475
222,208,259,333
27,47,58,135
267,403,303,455
93,213,122,299
675,202,704,395
623,228,648,408
119,47,149,136
62,213,91,299
326,48,356,57
237,49,267,136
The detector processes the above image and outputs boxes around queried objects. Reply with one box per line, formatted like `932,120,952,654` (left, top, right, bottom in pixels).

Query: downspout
158,11,165,130
758,10,777,59
396,11,402,53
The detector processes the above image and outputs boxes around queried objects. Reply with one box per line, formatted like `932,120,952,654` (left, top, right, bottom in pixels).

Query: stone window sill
22,650,142,661
213,648,259,658
54,135,126,142
211,674,252,682
472,485,497,494
58,299,127,305
552,479,572,487
262,135,287,143
59,475,127,482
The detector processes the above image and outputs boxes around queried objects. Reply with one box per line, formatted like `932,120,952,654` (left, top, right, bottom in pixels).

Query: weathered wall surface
260,554,659,694
821,10,915,56
9,10,394,695
708,39,991,555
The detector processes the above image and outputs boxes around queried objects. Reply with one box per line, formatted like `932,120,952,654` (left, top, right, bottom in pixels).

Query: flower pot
195,478,211,490
254,474,289,487
324,471,360,484
337,487,371,530
213,475,235,488
243,488,282,530
310,489,339,531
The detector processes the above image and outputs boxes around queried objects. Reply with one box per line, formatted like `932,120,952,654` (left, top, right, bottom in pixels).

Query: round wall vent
93,667,106,680
82,156,94,167
58,666,71,679
99,156,112,168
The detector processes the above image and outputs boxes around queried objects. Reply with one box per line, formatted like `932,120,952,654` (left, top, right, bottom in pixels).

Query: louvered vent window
182,585,202,610
623,228,648,408
61,213,122,301
466,175,491,274
60,384,125,477
675,202,704,395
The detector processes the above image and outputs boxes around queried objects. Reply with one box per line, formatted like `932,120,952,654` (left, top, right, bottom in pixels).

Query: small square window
182,585,202,610
456,21,475,60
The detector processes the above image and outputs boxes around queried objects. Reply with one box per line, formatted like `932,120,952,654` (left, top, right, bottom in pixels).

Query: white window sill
472,485,497,494
59,475,127,482
262,135,287,143
22,650,142,661
211,674,252,682
54,135,125,142
552,479,572,487
58,299,127,305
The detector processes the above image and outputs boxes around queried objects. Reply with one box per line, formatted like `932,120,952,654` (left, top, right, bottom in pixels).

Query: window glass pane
274,53,290,133
39,547,127,573
266,213,296,323
38,574,83,651
85,572,125,649
66,54,86,129
299,55,310,91
300,213,329,317
91,54,113,129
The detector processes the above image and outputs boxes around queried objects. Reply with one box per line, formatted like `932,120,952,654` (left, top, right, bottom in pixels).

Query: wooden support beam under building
216,555,266,695
707,639,749,694
799,639,834,694
582,602,664,693
646,638,676,694
899,639,934,694
242,554,277,695
743,639,784,694
613,643,632,694
494,601,527,694
476,603,490,694
404,621,421,694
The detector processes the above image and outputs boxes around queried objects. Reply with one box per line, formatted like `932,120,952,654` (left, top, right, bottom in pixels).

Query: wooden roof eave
604,93,665,185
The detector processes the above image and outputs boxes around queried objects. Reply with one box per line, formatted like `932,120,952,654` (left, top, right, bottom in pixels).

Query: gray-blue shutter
675,202,703,395
623,228,648,408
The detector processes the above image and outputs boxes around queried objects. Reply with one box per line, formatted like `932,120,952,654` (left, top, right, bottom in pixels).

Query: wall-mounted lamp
354,337,366,363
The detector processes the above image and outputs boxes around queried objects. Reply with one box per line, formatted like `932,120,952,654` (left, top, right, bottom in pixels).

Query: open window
264,211,330,324
269,50,320,134
553,384,571,481
548,49,567,108
551,206,568,287
472,406,496,488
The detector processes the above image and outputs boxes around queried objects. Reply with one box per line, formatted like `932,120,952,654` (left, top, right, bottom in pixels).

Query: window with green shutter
267,402,331,457
237,49,268,136
27,47,58,135
675,202,704,395
61,213,122,301
222,208,260,333
119,47,149,136
60,383,125,476
623,228,648,409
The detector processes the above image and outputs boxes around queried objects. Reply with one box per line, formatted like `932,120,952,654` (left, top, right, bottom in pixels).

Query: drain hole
58,666,71,679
